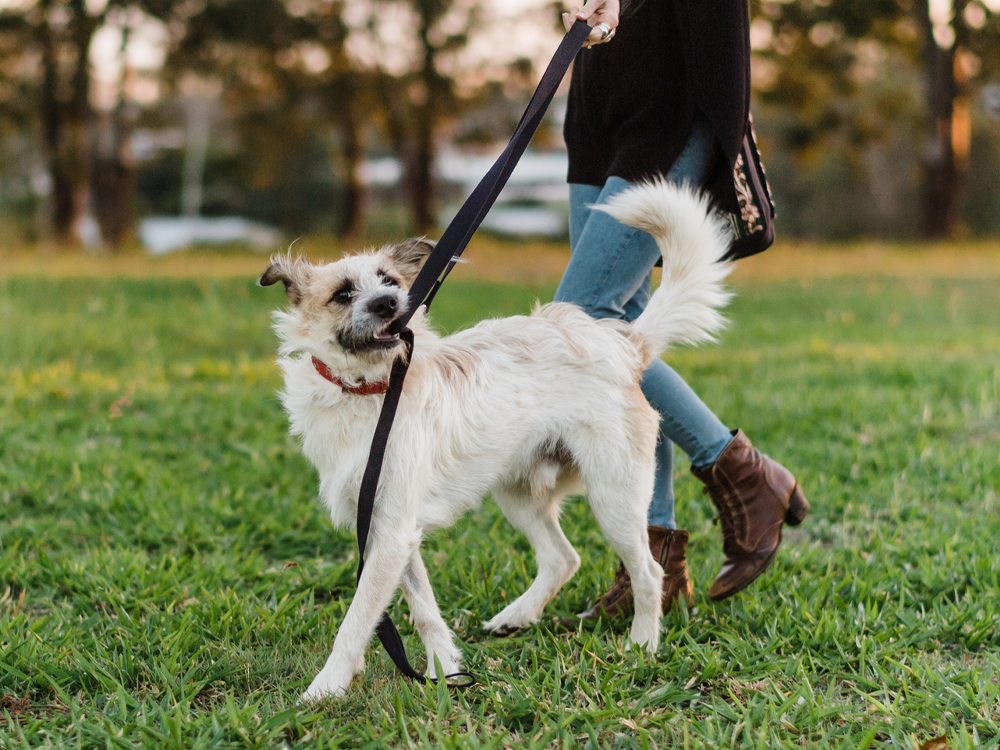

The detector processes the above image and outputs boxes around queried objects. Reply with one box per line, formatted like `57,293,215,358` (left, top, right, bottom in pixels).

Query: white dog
259,180,733,700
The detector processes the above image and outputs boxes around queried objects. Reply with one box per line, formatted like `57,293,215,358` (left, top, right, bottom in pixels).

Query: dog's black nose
368,294,398,319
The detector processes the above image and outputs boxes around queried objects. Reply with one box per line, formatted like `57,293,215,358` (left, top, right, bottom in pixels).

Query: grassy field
1,245,999,749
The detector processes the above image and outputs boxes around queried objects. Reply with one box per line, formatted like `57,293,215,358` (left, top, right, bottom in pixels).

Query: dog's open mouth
370,330,400,347
338,327,401,352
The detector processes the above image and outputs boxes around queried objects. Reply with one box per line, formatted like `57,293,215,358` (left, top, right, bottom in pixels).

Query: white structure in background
181,93,211,219
447,149,569,237
359,148,570,237
475,204,565,236
139,216,282,255
137,78,283,255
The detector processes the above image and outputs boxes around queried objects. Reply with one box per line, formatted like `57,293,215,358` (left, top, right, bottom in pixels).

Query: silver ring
597,22,614,41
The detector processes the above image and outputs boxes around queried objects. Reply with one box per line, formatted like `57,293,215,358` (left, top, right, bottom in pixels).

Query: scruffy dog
259,181,733,700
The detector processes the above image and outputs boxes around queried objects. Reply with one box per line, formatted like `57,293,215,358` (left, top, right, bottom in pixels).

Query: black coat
563,0,751,214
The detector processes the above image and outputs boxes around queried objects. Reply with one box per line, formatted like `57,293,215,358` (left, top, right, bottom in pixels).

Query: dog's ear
259,256,311,305
384,237,435,283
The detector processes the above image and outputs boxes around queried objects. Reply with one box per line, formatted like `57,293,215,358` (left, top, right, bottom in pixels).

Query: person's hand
561,0,620,47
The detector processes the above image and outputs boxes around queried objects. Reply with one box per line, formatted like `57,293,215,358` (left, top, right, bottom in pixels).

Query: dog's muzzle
368,293,399,320
339,292,406,352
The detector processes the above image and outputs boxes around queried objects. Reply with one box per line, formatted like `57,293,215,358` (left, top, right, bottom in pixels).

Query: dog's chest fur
279,358,384,529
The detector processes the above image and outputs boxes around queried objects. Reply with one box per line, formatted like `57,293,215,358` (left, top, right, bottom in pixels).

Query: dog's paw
300,664,357,702
486,623,522,638
626,621,660,654
300,683,345,702
483,608,534,636
426,647,463,680
418,628,462,678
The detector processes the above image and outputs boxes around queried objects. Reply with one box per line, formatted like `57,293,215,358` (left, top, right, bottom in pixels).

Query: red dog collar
312,356,389,396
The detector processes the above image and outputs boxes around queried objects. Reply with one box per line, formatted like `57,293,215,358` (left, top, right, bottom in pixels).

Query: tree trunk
92,132,135,249
408,102,436,234
918,0,968,238
38,0,100,245
338,89,365,240
66,0,98,244
406,15,440,235
379,76,427,235
39,0,71,242
93,18,135,249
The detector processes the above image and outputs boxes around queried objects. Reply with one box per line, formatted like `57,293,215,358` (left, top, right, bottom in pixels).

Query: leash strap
353,20,591,688
392,19,593,331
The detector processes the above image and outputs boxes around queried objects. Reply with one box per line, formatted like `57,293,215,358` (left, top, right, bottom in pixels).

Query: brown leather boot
576,527,694,622
692,430,809,601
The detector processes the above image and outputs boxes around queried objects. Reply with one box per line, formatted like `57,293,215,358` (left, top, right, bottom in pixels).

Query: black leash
353,19,592,688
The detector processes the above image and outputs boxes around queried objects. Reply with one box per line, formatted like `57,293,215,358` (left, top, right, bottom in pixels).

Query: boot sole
709,538,781,602
784,484,810,526
710,485,808,601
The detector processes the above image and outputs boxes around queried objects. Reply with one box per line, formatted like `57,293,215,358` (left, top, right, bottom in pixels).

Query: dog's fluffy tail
595,180,734,366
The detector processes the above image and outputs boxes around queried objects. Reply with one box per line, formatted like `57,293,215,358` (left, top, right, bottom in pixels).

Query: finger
561,12,574,32
575,0,599,21
584,17,616,45
588,28,610,46
577,5,619,34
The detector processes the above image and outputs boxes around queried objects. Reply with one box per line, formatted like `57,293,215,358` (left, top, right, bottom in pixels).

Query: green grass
1,269,999,749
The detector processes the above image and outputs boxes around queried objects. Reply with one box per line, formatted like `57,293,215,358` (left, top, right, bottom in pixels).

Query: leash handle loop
354,20,590,689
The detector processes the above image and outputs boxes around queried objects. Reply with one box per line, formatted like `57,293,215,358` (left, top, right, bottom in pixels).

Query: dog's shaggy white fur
259,181,733,700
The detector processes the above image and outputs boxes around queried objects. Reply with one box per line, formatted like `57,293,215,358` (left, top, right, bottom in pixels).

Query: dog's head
259,238,433,375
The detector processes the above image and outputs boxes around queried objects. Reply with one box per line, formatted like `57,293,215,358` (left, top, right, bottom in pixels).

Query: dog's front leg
302,529,416,701
400,547,462,679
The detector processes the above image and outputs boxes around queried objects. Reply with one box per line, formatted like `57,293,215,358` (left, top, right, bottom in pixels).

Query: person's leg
557,177,674,528
634,114,810,602
641,361,733,470
643,111,733,466
560,114,809,613
557,177,653,320
646,428,676,528
558,176,706,619
557,174,732,528
568,183,601,250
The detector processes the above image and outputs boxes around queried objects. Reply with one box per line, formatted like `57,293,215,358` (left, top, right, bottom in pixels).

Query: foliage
1,257,999,747
3,0,1000,243
0,0,550,244
751,0,1000,237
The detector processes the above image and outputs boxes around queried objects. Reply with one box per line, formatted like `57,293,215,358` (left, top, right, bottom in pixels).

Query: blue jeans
554,117,734,528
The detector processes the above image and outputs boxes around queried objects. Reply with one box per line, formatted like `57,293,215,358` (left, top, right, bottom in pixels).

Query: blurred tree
91,4,139,249
367,0,478,233
0,9,43,240
0,0,167,248
0,9,35,134
751,0,1000,238
168,0,369,237
0,0,108,243
5,0,997,245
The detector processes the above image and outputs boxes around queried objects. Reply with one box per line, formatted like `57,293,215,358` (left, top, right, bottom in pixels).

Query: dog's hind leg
576,440,663,652
301,524,417,702
399,547,463,679
484,481,581,634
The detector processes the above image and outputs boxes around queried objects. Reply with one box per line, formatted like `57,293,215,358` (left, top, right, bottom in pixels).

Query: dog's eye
329,285,354,305
378,270,400,288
